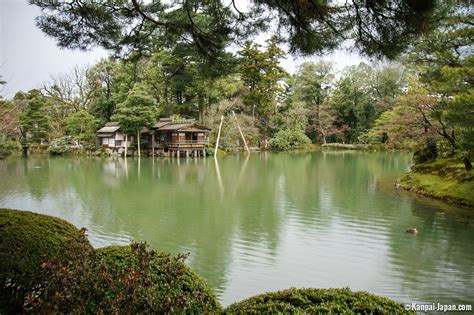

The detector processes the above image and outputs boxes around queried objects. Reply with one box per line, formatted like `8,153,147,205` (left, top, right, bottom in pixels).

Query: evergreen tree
238,37,287,146
20,91,50,145
66,110,99,146
111,84,158,158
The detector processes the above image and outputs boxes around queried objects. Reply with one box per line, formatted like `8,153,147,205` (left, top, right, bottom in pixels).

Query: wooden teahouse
96,122,133,152
149,118,211,157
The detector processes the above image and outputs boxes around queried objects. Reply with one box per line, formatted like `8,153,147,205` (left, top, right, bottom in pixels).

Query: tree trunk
124,134,128,158
463,157,472,171
320,126,327,145
137,129,141,158
198,94,205,123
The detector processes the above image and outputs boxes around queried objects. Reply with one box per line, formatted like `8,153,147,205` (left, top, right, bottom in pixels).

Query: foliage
0,98,21,139
47,136,78,155
238,37,288,143
404,6,474,169
30,0,446,59
224,287,412,314
330,63,406,143
112,84,158,134
25,235,221,314
362,105,425,149
291,62,334,142
204,99,259,151
0,136,18,159
269,129,311,151
399,158,474,206
65,110,99,145
19,91,50,144
0,209,86,313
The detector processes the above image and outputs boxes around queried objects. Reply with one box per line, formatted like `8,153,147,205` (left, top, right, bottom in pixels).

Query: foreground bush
25,235,221,314
225,288,412,314
0,209,85,313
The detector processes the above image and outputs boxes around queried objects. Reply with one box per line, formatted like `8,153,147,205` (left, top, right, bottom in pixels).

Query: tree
330,63,375,142
292,62,334,142
238,37,287,147
65,110,99,146
30,0,445,59
404,5,474,169
111,84,158,158
19,91,50,145
0,98,21,139
329,62,406,142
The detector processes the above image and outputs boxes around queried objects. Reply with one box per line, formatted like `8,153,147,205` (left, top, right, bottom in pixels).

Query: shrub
25,238,221,314
0,138,17,159
270,129,311,151
413,139,437,164
47,136,78,155
224,288,412,314
0,209,85,313
96,246,221,314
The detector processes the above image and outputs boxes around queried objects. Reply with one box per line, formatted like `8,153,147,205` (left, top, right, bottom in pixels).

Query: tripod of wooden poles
214,111,250,158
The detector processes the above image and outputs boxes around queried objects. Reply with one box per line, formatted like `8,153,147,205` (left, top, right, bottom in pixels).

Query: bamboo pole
151,132,155,158
214,115,224,158
232,110,250,154
124,134,128,158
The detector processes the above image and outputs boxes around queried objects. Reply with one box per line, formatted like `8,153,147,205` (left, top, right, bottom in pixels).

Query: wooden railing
163,140,208,145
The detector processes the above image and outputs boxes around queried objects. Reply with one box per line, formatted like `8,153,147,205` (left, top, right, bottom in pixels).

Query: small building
96,122,133,150
149,118,211,157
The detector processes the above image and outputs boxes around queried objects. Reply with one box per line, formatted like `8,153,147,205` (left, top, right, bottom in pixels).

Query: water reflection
0,152,473,306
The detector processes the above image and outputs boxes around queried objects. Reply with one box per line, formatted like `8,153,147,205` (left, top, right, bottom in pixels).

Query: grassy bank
321,143,390,151
399,158,474,207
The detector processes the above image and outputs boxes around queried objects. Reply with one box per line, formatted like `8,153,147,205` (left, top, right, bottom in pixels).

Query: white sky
1,0,365,100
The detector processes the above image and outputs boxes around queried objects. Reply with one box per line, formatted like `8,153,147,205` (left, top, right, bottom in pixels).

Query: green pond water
0,152,473,306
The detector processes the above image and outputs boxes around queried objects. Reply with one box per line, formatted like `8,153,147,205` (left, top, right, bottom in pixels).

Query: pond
0,152,473,306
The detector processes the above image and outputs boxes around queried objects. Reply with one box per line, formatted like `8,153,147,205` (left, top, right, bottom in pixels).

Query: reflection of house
96,122,132,149
149,118,210,157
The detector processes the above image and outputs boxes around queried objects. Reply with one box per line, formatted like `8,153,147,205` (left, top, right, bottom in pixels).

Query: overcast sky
1,0,365,100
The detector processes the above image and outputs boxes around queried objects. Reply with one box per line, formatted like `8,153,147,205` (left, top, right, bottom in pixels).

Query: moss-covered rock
0,209,85,313
224,288,412,314
399,158,474,206
96,245,221,314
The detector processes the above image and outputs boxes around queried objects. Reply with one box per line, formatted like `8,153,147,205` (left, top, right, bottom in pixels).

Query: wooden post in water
151,132,155,158
232,111,250,154
214,115,224,158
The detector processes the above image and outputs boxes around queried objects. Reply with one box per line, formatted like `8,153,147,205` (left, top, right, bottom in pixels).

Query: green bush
0,209,85,313
96,246,221,314
25,240,221,314
0,138,17,159
225,288,412,314
47,136,78,155
270,129,311,151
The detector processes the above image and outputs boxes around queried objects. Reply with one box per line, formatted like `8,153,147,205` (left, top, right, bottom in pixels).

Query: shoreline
398,158,474,207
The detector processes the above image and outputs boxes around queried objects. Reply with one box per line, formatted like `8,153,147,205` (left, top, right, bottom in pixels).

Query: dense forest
0,0,472,170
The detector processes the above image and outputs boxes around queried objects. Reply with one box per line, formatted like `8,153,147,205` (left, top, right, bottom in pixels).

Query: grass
399,158,474,206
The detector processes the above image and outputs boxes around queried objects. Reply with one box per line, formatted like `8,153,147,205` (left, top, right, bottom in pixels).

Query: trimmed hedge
0,209,86,313
224,288,412,314
96,245,221,314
